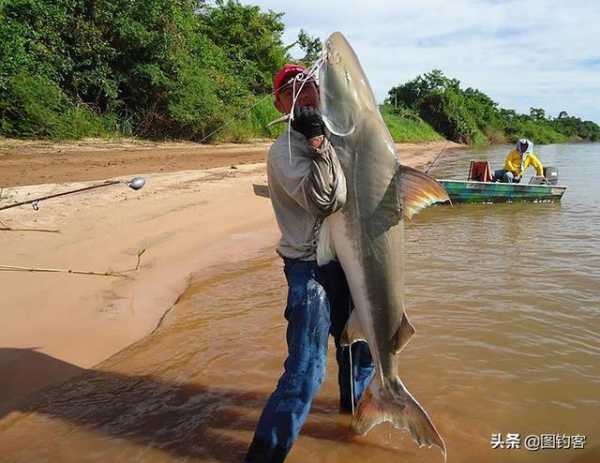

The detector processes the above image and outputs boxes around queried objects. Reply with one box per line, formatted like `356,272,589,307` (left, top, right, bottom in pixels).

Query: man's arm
305,138,347,215
504,150,520,172
529,153,544,176
269,136,347,217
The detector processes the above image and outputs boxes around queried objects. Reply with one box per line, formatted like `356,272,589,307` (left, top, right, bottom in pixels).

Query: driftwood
0,249,146,278
0,227,60,233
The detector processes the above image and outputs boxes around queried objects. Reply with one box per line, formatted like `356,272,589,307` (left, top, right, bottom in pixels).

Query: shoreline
0,139,465,413
0,137,463,188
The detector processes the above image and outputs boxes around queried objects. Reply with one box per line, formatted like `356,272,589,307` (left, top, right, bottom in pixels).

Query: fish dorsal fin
392,312,416,354
399,165,450,219
340,309,367,346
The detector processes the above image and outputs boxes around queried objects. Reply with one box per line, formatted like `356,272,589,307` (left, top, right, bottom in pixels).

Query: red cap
273,64,309,97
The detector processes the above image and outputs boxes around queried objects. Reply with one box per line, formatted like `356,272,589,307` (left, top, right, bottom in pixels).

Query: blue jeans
494,169,521,183
244,258,374,463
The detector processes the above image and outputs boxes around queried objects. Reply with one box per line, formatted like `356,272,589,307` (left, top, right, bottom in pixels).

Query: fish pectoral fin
399,165,450,219
340,309,367,346
352,379,447,462
392,312,416,354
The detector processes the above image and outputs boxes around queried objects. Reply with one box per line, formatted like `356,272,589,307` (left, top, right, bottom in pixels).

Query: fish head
320,32,380,136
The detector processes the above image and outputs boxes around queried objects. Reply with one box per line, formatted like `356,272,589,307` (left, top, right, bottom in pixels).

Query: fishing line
196,55,324,148
196,79,297,145
424,140,450,175
286,55,326,163
347,297,356,416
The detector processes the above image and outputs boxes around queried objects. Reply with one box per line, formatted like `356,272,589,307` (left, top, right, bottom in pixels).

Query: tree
199,0,287,93
0,0,290,139
529,107,546,121
295,29,322,66
387,69,460,110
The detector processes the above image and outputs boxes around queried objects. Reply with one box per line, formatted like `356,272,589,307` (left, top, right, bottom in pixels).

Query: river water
1,143,598,462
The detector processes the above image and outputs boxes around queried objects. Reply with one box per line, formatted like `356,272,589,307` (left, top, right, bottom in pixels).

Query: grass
220,100,445,144
380,105,443,143
218,95,284,142
2,85,447,144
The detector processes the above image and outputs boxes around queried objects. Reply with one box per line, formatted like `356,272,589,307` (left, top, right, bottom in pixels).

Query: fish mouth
324,32,347,68
324,46,342,66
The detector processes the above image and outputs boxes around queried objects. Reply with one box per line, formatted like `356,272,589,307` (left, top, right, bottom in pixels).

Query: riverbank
0,138,464,414
0,137,461,187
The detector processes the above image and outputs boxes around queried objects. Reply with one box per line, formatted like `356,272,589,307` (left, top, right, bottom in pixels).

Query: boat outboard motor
543,167,559,185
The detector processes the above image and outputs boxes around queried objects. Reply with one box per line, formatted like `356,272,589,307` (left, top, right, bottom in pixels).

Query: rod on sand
0,177,146,212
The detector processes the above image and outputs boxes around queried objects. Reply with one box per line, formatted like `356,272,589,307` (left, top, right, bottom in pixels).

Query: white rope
287,55,326,163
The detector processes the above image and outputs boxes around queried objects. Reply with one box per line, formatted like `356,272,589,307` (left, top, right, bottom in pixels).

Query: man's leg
317,261,375,412
493,169,509,182
245,260,331,463
503,171,515,183
336,342,374,412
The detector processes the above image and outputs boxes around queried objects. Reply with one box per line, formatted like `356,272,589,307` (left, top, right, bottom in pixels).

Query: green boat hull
438,179,567,204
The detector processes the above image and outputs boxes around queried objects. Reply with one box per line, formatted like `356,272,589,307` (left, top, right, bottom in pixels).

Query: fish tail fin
352,378,446,461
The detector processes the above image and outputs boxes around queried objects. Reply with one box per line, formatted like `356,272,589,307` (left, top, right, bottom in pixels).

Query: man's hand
291,105,325,140
308,135,324,150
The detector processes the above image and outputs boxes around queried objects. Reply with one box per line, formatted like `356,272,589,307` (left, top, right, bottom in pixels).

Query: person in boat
244,64,374,463
493,138,544,183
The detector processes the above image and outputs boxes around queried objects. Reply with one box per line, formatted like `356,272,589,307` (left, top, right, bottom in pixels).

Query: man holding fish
243,63,375,462
246,33,448,462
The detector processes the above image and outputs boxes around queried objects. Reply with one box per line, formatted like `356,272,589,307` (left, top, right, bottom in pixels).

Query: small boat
437,161,567,204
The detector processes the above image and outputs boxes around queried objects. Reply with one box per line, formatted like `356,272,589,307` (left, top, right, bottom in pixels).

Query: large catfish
317,32,449,459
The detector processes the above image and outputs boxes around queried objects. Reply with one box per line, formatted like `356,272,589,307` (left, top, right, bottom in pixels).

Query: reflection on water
1,144,599,463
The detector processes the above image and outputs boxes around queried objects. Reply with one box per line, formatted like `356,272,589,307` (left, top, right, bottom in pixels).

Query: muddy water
1,143,599,463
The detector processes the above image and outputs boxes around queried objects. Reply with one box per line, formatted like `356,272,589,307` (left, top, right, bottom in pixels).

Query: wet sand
0,138,461,415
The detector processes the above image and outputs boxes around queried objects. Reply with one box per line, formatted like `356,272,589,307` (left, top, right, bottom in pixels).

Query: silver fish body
318,32,447,459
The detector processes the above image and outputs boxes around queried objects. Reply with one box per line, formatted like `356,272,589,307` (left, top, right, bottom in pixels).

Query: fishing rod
0,177,146,212
424,141,450,175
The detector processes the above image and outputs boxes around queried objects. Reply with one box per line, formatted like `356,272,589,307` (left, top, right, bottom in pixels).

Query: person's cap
273,64,313,97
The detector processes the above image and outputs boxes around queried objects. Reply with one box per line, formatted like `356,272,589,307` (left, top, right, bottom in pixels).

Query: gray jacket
267,128,347,260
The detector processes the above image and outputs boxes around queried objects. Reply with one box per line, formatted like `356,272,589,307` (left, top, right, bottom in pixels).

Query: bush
387,69,600,145
504,118,568,144
0,72,70,138
380,105,442,143
218,95,283,143
0,71,126,139
0,0,289,141
418,90,486,144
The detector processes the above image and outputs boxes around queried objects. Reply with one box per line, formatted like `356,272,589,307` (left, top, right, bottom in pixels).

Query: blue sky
241,0,600,123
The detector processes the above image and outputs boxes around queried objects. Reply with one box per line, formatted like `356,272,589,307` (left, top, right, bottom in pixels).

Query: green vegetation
388,70,600,144
216,94,284,142
380,105,442,143
1,0,598,145
0,0,288,141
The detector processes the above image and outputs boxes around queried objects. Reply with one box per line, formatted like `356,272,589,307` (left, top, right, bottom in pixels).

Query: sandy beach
0,138,463,414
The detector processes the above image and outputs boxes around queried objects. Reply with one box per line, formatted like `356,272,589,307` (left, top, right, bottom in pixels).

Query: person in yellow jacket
493,138,544,183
